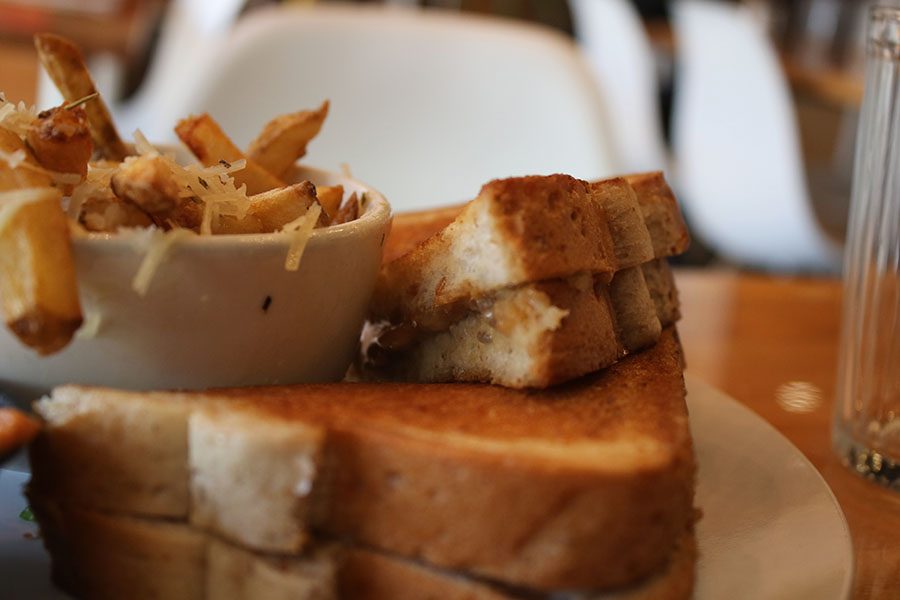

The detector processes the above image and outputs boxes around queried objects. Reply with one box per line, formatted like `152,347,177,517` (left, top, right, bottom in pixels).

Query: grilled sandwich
364,172,689,387
29,327,695,599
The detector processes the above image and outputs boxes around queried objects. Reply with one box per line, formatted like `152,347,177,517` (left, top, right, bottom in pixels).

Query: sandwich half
380,173,688,265
29,327,695,596
363,172,689,388
366,259,679,388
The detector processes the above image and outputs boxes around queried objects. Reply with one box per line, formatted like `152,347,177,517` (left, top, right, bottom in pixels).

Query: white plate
687,375,853,600
0,375,853,599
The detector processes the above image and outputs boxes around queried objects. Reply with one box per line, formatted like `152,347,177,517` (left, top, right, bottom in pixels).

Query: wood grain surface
676,268,900,599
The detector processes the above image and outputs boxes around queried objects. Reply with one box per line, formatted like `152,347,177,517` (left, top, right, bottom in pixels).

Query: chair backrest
113,0,248,138
569,0,668,173
36,0,248,120
133,4,620,212
671,0,842,271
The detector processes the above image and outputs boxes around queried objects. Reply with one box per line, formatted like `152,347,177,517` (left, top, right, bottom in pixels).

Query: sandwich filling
362,259,678,388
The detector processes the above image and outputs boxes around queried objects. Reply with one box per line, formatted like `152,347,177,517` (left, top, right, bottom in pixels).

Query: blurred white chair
37,0,248,139
569,0,668,173
671,0,842,272
120,4,620,212
114,0,248,138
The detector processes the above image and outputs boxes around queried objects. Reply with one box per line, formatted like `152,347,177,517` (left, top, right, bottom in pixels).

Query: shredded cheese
133,130,252,233
68,162,118,222
0,147,25,169
281,203,321,271
131,228,196,296
131,129,157,156
0,98,38,138
0,96,340,299
75,311,103,339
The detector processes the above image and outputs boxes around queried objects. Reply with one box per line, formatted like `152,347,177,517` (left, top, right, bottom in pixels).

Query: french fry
216,181,319,234
333,191,360,225
110,155,202,230
0,407,41,457
175,114,284,195
247,101,329,177
0,187,82,355
315,184,343,223
26,104,93,186
67,159,153,232
33,33,129,161
0,127,53,189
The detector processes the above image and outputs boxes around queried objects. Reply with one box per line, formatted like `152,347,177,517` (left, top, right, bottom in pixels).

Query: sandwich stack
27,172,697,599
366,172,689,388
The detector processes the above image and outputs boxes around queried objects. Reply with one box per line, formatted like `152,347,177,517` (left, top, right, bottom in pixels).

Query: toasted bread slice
28,389,195,517
382,203,463,264
366,173,689,388
189,408,324,553
625,172,690,259
30,328,693,591
372,258,679,387
642,256,681,326
370,175,636,326
207,536,338,600
379,172,688,270
609,264,662,353
28,493,206,600
28,494,695,600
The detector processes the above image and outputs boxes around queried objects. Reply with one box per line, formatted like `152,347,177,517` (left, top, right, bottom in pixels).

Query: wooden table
675,268,900,599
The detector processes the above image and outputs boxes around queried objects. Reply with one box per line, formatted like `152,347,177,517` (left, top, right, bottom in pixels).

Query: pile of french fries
0,33,362,356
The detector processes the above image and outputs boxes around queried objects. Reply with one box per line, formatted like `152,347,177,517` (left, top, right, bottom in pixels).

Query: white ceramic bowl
0,166,391,399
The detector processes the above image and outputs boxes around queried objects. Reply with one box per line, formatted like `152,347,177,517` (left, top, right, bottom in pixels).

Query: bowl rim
71,164,392,248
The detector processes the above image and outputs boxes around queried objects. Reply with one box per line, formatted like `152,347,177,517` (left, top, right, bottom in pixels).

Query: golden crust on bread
29,390,194,517
28,494,206,600
366,257,680,388
381,172,689,266
368,173,690,389
624,173,691,258
371,174,619,325
382,203,463,264
28,493,695,599
31,328,693,591
477,174,620,285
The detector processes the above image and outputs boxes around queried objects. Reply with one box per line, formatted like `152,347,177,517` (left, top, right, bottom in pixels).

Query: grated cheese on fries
133,130,253,233
282,203,322,271
67,161,116,222
0,97,39,138
131,227,196,295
